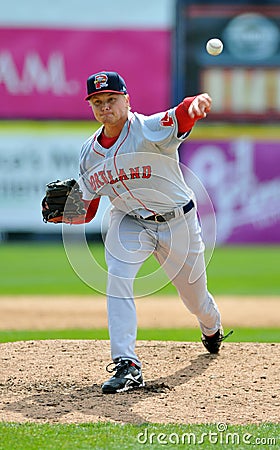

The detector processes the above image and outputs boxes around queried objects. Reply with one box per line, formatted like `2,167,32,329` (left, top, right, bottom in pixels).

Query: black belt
144,200,194,222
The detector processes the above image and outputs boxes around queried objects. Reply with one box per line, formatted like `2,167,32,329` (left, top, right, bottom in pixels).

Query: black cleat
102,359,145,394
201,328,233,354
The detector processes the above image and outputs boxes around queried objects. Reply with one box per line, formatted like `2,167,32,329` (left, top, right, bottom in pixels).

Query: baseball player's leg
154,208,221,336
171,256,221,336
105,209,156,365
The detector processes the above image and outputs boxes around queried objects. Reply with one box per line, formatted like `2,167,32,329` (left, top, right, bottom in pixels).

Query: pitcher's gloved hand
42,178,86,224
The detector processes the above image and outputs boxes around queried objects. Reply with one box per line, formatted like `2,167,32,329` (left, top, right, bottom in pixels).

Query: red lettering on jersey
90,165,152,190
89,175,97,191
142,165,151,179
94,173,104,188
160,111,174,127
107,170,118,184
129,167,140,179
118,168,129,181
99,170,109,184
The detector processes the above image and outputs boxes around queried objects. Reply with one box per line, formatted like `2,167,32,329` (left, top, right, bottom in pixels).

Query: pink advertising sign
0,28,171,119
180,138,280,244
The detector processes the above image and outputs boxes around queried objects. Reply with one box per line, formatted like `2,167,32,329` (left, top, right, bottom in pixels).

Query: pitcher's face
89,93,130,126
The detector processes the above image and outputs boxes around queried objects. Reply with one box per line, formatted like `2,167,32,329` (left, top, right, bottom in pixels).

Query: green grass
0,422,278,450
0,243,279,296
206,246,280,296
0,327,279,343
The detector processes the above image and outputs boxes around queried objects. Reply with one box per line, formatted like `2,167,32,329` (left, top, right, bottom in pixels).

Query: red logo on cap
94,74,108,90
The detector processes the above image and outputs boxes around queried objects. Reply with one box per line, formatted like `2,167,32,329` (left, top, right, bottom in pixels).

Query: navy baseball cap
85,71,127,101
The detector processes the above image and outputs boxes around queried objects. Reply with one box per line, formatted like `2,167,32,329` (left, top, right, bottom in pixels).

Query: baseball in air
206,38,223,56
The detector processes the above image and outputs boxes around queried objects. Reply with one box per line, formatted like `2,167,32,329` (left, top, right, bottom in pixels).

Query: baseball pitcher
42,71,232,394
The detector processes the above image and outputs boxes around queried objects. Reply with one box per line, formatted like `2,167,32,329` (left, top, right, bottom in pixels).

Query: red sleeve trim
175,96,197,134
64,197,100,224
83,198,100,223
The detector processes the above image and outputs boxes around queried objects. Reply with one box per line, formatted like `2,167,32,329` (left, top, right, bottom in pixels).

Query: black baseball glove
42,178,86,224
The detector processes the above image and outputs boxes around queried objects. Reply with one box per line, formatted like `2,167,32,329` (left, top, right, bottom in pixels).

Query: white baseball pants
105,206,221,366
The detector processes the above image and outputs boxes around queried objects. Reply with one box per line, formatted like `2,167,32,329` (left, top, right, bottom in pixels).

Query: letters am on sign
0,28,170,119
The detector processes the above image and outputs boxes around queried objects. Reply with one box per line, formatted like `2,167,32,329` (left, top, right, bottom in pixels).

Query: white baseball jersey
79,109,194,218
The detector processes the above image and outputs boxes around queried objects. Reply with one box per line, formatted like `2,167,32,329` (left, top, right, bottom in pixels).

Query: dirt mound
1,340,279,424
